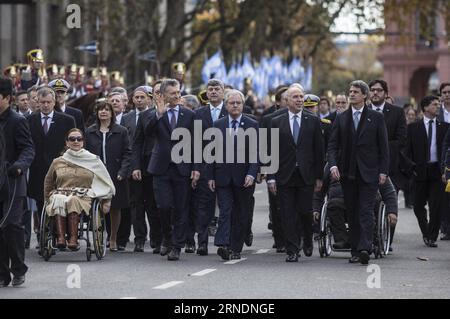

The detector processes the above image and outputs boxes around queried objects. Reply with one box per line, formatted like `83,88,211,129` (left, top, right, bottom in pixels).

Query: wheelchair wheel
318,200,332,258
39,205,54,261
377,202,391,256
92,200,106,260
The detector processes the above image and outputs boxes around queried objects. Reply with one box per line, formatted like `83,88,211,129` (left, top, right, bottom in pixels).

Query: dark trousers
277,169,314,256
215,184,254,253
327,199,349,244
22,208,32,247
153,165,191,250
193,178,215,246
0,198,28,282
413,167,445,241
117,207,131,247
341,174,378,256
268,188,285,248
130,176,162,246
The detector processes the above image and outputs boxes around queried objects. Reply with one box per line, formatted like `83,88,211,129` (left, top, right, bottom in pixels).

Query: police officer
48,78,85,131
303,94,332,152
0,77,35,287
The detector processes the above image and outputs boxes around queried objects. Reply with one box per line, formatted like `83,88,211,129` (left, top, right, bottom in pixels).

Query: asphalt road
1,184,450,299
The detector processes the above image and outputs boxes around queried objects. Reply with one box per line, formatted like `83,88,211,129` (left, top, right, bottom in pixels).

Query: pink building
377,3,450,105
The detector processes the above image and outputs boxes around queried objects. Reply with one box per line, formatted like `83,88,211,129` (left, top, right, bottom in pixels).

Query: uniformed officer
172,62,188,96
21,49,45,90
48,78,85,131
303,94,332,152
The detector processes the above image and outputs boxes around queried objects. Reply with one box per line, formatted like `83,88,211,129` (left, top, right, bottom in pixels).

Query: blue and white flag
75,41,99,55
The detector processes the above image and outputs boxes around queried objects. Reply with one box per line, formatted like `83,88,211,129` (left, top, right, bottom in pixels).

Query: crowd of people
2,49,450,288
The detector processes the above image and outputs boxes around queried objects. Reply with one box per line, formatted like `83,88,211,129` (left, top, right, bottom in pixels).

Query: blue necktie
212,108,219,122
169,109,176,130
232,120,238,130
353,111,360,130
293,115,299,144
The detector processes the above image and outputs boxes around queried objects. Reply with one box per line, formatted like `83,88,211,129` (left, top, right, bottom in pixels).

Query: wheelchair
39,199,106,262
317,196,391,259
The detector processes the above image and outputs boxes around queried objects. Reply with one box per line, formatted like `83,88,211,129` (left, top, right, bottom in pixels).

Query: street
1,184,450,299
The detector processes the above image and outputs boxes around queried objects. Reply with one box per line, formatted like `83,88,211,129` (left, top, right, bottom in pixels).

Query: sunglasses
67,136,84,142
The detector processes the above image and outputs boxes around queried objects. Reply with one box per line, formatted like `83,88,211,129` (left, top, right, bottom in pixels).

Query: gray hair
37,86,55,100
181,95,200,109
207,78,224,90
289,83,305,92
110,87,127,95
160,78,180,94
350,80,370,97
224,89,245,105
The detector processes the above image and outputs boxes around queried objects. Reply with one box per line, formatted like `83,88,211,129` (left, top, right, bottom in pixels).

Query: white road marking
153,281,184,289
224,258,247,265
191,269,217,276
254,249,270,254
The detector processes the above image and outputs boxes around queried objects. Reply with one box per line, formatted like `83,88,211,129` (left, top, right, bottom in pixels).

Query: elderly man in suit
48,78,85,132
267,85,324,262
0,77,34,287
145,79,200,261
27,87,76,248
208,89,259,260
328,80,389,265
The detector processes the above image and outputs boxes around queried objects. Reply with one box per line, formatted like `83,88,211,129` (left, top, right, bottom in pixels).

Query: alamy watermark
366,264,381,289
66,4,81,29
66,264,81,289
169,121,280,175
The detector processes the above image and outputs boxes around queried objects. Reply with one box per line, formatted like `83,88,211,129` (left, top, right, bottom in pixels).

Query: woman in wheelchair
43,128,115,250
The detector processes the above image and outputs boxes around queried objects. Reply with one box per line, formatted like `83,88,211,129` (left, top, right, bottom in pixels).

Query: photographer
0,77,35,287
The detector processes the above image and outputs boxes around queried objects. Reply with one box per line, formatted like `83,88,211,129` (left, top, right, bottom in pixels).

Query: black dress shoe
118,245,126,251
276,246,286,253
149,239,157,249
348,256,360,263
423,237,430,246
217,246,230,261
440,234,450,240
285,254,298,262
153,246,161,254
160,246,172,256
359,250,370,265
231,252,241,260
197,244,208,256
167,248,180,261
0,279,10,288
134,243,144,252
388,246,393,252
428,240,438,248
303,245,313,257
185,243,195,253
244,233,253,247
12,275,25,287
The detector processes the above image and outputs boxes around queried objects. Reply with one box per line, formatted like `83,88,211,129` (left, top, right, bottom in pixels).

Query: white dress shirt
41,111,54,131
209,102,224,122
371,102,385,113
423,116,438,163
442,105,450,124
288,110,302,138
116,112,123,125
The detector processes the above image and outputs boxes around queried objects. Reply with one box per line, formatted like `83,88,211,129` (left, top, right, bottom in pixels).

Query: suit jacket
327,106,389,184
369,103,407,176
270,111,324,186
207,115,259,187
145,106,198,177
60,105,85,132
438,106,446,123
132,108,156,175
0,108,35,199
404,119,449,181
122,109,139,139
325,111,337,124
27,111,76,201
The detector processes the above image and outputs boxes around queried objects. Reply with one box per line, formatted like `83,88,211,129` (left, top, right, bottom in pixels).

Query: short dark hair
420,95,439,112
95,101,116,128
15,90,28,98
320,96,330,107
439,82,450,95
0,77,13,99
369,79,389,94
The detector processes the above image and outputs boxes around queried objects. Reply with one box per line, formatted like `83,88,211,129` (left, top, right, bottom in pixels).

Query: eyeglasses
67,136,83,142
370,88,384,93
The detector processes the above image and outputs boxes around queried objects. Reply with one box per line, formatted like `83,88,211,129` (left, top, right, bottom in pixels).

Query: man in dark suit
268,85,325,262
326,93,349,124
193,79,228,256
48,79,85,132
208,89,259,260
0,77,35,287
27,87,76,248
145,79,200,261
131,84,162,254
368,79,406,249
124,85,159,252
260,87,289,252
404,95,449,247
328,80,389,265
